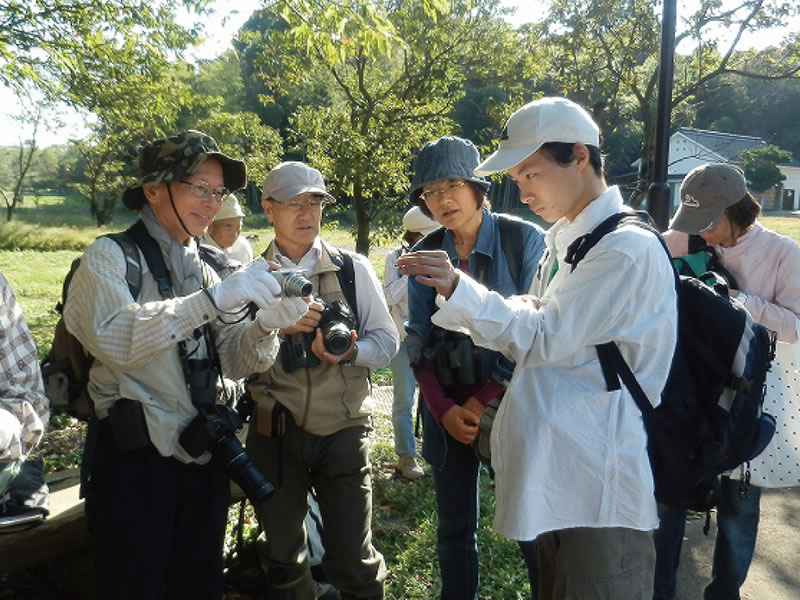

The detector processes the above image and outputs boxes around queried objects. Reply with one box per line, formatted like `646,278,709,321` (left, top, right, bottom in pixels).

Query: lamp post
647,0,677,231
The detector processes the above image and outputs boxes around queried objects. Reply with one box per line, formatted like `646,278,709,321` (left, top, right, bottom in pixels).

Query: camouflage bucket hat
123,130,247,210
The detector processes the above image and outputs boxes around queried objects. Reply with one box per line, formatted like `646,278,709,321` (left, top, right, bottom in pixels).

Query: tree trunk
353,175,370,256
97,197,115,226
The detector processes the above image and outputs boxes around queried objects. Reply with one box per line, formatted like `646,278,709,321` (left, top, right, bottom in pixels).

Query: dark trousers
537,527,655,600
653,477,761,600
430,428,538,599
85,421,230,600
246,416,386,600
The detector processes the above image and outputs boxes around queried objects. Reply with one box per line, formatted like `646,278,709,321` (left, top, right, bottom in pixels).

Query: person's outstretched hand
210,259,281,312
396,250,460,299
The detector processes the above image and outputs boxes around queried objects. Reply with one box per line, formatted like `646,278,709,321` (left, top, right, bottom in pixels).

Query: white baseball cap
475,97,600,176
261,161,336,204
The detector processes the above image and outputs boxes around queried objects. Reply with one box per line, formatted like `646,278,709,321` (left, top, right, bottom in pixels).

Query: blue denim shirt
406,209,546,468
407,209,546,381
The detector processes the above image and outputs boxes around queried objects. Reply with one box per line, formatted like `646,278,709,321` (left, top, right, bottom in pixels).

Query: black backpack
565,211,777,511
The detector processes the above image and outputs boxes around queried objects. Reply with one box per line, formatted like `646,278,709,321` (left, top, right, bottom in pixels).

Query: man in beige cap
202,194,254,264
383,206,439,480
245,161,398,600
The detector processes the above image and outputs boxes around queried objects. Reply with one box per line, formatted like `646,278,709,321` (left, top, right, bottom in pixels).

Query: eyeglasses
420,179,466,203
177,180,227,203
275,196,327,212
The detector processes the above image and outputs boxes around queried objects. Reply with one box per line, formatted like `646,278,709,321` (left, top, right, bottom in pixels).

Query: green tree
68,131,129,226
0,0,207,95
250,0,533,254
195,107,284,188
0,0,222,223
740,145,792,192
0,88,45,221
542,0,800,206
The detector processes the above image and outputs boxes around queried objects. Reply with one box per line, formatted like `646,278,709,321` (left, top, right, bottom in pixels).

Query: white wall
779,165,800,210
668,133,724,178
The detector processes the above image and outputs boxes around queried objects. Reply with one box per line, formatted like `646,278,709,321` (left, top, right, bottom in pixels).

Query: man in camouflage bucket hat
123,129,246,209
63,129,309,599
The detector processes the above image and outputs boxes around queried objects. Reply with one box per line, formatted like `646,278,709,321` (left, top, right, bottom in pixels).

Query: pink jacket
664,222,800,343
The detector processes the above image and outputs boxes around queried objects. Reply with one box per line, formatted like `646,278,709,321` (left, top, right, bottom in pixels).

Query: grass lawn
2,196,799,599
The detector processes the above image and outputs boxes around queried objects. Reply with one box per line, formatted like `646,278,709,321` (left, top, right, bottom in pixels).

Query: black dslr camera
180,405,275,504
428,328,476,387
281,299,357,372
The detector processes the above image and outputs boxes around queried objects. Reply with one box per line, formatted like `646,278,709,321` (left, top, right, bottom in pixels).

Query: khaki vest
248,241,370,436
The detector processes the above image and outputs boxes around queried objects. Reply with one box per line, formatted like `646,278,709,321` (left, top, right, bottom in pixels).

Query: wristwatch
735,290,750,306
341,343,359,366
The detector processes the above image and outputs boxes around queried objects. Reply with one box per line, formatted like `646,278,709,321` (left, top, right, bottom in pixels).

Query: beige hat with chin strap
214,195,246,221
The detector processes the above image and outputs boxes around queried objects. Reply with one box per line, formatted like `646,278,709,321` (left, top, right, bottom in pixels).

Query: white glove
210,259,281,312
256,297,309,332
0,408,22,458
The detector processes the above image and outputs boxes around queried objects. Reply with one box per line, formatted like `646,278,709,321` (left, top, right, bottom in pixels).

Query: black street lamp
647,0,677,231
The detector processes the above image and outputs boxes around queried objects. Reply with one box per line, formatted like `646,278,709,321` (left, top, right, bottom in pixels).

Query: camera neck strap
127,220,222,413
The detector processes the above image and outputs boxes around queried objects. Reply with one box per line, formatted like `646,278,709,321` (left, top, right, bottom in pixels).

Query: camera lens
323,323,352,355
274,270,312,297
213,436,276,503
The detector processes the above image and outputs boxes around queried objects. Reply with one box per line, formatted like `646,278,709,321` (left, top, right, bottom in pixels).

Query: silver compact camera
272,268,312,297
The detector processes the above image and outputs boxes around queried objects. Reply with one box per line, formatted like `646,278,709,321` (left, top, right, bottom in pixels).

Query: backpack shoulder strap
105,230,143,300
327,245,359,327
565,212,658,272
496,214,525,291
198,243,241,279
125,219,173,298
420,227,445,251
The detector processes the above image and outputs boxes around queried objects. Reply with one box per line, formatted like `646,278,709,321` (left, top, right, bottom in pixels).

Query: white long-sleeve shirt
383,246,409,341
432,187,677,541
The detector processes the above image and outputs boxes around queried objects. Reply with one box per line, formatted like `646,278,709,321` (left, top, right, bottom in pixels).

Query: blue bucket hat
408,136,490,205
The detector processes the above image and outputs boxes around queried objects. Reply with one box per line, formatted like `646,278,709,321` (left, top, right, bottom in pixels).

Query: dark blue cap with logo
408,136,490,204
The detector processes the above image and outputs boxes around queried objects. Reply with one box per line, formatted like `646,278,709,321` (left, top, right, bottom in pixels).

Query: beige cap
261,161,336,204
214,195,246,221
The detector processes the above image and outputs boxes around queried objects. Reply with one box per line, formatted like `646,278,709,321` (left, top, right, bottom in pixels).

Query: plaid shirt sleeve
0,272,50,460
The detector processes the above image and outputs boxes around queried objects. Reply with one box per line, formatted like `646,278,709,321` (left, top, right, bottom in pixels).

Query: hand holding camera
210,259,281,312
280,297,360,372
280,299,324,336
256,297,310,332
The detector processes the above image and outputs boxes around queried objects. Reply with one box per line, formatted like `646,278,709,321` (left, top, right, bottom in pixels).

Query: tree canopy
1,0,799,238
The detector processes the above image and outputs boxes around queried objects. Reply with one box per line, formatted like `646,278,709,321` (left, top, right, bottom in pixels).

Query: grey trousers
536,527,656,600
246,415,386,600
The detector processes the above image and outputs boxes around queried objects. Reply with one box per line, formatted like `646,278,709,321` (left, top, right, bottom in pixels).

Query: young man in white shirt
397,97,677,599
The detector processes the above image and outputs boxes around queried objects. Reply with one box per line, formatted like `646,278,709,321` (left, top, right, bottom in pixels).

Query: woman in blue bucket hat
399,136,546,599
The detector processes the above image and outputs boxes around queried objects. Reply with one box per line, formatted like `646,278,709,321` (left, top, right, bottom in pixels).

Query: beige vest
248,241,370,436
